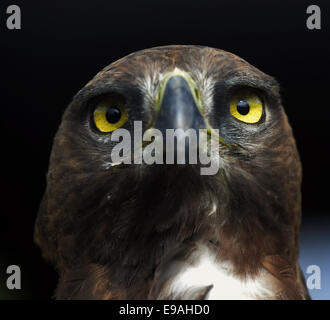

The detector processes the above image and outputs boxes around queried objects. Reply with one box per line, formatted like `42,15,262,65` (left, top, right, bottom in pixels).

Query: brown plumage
34,45,309,299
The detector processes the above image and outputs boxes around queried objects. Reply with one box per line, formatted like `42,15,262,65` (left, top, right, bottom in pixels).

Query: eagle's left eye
229,90,263,124
93,97,128,133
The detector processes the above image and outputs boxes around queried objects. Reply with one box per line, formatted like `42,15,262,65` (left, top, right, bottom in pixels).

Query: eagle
34,45,309,300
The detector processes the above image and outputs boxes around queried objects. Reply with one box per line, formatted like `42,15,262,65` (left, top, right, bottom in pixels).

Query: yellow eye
93,98,127,133
229,90,263,124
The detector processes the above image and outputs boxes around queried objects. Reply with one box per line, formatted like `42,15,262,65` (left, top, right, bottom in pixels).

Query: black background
0,0,329,299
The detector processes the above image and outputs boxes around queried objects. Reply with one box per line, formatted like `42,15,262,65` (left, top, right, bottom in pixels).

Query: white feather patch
169,245,274,300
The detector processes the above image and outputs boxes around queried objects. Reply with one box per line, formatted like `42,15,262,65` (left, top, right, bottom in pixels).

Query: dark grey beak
154,76,206,132
153,75,206,163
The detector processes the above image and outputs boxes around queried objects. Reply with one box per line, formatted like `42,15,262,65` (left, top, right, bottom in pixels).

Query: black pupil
106,107,121,123
237,100,250,115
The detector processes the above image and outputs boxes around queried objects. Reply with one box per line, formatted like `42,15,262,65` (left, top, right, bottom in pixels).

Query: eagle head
34,45,308,299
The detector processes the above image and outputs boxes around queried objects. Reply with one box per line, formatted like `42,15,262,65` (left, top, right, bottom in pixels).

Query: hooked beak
141,69,231,167
154,70,206,132
150,70,207,161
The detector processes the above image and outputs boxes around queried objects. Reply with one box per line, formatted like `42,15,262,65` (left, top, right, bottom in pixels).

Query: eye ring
92,97,128,133
229,90,263,124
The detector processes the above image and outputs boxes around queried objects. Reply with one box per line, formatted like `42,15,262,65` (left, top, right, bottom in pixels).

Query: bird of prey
34,45,309,300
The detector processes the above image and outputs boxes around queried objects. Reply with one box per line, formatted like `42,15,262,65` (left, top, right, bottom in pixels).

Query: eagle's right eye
93,97,127,133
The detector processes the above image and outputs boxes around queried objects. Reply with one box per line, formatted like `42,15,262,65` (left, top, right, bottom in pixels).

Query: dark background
0,0,329,299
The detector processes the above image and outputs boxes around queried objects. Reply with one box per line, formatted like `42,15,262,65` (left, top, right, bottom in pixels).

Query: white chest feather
169,246,273,300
